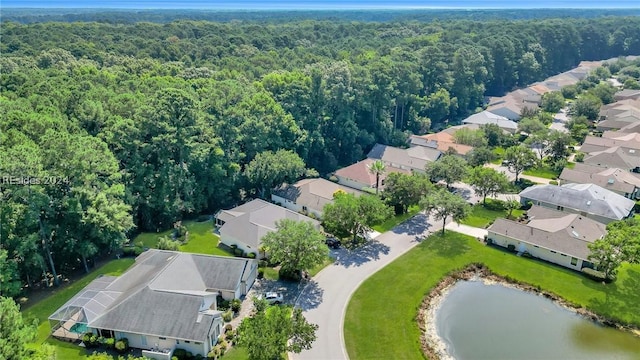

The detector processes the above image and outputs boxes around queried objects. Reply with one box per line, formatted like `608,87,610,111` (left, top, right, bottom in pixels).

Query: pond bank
417,263,640,360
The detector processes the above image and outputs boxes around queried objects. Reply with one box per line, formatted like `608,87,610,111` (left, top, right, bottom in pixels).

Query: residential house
487,206,605,271
409,131,474,155
215,199,320,258
579,133,640,154
558,167,640,199
519,183,635,224
485,94,539,121
367,143,441,172
271,178,363,218
614,89,640,101
49,250,258,359
583,146,640,172
333,158,411,191
461,111,518,133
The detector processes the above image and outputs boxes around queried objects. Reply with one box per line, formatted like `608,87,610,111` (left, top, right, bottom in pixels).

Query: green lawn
22,258,135,358
491,147,505,164
372,205,420,233
134,220,232,256
523,165,560,179
460,199,525,228
344,232,640,360
223,346,249,359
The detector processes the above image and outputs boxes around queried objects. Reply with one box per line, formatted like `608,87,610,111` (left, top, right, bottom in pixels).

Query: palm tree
368,160,386,195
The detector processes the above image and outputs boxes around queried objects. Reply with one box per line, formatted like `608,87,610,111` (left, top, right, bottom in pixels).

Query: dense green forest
2,14,640,296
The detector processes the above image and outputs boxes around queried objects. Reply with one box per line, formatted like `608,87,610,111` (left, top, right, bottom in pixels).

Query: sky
3,0,640,9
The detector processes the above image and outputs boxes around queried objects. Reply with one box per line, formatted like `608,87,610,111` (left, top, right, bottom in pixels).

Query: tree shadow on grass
584,268,640,326
294,280,324,311
391,212,430,239
422,231,471,258
333,241,391,268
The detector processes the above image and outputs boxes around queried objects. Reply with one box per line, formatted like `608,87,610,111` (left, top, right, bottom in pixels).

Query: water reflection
435,281,640,360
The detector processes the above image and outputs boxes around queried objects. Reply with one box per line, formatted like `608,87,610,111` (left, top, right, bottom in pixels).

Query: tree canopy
323,193,392,244
419,188,471,235
261,219,328,279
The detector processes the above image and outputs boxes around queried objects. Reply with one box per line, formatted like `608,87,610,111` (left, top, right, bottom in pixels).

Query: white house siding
241,262,258,296
336,176,369,191
219,233,259,258
488,232,585,271
271,194,302,213
115,331,209,357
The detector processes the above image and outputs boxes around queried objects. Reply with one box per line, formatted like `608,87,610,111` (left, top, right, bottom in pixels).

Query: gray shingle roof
558,168,636,195
462,111,518,131
488,206,606,260
367,143,441,171
584,146,640,170
272,178,363,212
51,250,255,341
217,199,320,249
519,183,635,221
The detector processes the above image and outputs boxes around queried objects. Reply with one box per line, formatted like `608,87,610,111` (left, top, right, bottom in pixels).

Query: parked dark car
325,237,341,249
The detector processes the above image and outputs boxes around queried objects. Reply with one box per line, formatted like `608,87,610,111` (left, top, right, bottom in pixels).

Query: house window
159,337,166,340
185,340,191,344
557,205,564,211
571,257,578,266
302,206,308,212
550,250,556,254
195,342,202,345
561,253,567,257
533,245,539,248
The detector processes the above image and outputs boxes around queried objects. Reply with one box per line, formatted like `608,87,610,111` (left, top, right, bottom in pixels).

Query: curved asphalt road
291,213,435,360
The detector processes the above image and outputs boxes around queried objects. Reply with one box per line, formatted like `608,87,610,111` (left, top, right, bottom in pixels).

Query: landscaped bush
222,309,233,322
217,296,230,310
82,333,99,348
257,268,264,279
157,236,180,251
207,348,219,359
549,180,558,185
218,339,228,351
582,268,615,283
574,152,585,162
279,267,302,281
115,338,129,353
104,337,115,349
247,252,256,259
224,324,233,333
233,248,244,257
173,348,187,359
230,299,242,313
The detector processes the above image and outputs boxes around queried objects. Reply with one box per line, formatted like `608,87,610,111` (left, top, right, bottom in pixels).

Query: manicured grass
22,259,135,345
224,346,250,360
372,205,420,233
178,221,230,256
523,165,560,179
344,232,640,360
134,220,232,256
261,267,280,281
460,199,525,228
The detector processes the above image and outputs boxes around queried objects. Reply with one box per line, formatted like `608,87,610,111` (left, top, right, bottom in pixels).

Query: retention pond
435,280,640,359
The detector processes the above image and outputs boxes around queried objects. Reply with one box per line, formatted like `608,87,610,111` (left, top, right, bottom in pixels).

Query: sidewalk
444,221,488,240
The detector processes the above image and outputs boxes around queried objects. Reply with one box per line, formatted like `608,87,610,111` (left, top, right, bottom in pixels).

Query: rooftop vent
608,178,615,184
572,230,580,238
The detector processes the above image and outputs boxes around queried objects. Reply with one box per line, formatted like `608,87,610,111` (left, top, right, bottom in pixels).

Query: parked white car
260,292,283,304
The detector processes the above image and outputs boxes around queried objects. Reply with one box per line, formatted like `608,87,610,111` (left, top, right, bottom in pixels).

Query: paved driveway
291,213,435,360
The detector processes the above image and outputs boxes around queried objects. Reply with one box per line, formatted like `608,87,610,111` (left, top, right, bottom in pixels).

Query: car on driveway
325,237,341,249
260,292,283,304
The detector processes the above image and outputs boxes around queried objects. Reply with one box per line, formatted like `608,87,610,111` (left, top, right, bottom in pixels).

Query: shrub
258,260,268,267
217,296,230,311
195,355,204,360
582,267,615,282
115,338,129,353
157,236,180,251
257,268,264,279
574,152,585,162
247,252,256,259
104,337,115,349
219,339,228,351
549,180,558,185
507,244,516,252
224,324,233,333
82,333,98,348
222,309,233,322
230,299,242,313
225,330,235,342
233,248,244,257
133,246,144,256
173,348,187,359
207,348,219,359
